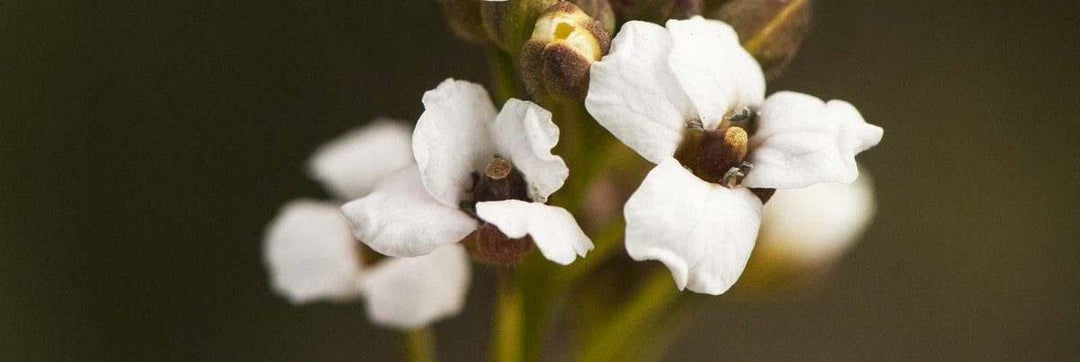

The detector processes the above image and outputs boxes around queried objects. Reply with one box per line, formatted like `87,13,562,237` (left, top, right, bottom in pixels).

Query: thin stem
488,48,523,105
493,269,524,362
403,328,436,362
552,219,624,288
576,270,680,362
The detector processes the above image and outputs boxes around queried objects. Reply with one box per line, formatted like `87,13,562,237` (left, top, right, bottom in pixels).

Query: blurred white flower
342,79,593,265
263,201,471,330
758,170,876,268
263,122,471,329
586,17,882,295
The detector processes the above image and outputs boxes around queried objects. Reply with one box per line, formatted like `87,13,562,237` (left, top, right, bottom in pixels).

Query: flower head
343,79,593,266
263,122,473,329
585,17,882,294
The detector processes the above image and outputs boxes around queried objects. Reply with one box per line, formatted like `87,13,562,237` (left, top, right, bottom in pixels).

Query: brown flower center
461,157,536,266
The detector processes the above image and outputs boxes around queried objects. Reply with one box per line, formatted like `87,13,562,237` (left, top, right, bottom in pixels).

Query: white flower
263,122,471,329
263,201,471,329
758,170,876,268
586,17,882,294
342,79,593,265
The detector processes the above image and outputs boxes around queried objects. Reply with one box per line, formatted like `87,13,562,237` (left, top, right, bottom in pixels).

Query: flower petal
491,99,568,202
666,17,766,129
624,158,762,295
760,170,876,266
263,200,363,304
307,120,414,200
585,21,695,164
360,244,472,329
475,200,593,265
742,91,884,189
341,166,478,257
414,79,498,206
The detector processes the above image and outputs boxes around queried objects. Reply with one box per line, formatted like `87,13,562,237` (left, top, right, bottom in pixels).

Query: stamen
721,167,744,187
726,106,754,127
686,119,704,130
720,161,754,188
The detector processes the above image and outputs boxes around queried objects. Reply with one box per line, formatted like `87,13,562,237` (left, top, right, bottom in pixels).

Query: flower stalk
404,328,437,362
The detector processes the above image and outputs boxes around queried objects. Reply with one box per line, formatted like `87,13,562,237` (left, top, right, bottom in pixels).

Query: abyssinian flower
342,79,593,266
263,122,471,329
585,17,883,294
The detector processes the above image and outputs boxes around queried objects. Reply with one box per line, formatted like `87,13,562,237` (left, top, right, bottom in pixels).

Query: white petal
263,200,364,304
760,170,876,266
491,99,569,202
360,244,472,329
475,200,593,265
742,91,884,189
307,120,414,200
666,17,766,129
585,21,695,164
624,158,762,295
413,79,498,207
341,166,478,257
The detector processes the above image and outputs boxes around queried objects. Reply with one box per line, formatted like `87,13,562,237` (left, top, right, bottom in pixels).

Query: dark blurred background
1,0,1077,360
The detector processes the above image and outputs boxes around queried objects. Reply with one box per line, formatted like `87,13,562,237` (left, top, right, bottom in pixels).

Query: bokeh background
2,0,1077,360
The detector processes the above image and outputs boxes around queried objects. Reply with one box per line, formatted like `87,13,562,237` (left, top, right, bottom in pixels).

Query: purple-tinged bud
708,0,812,81
441,0,489,43
610,0,703,24
519,1,611,100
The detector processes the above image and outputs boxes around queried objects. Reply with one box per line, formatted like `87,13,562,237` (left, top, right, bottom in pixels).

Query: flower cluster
263,0,883,343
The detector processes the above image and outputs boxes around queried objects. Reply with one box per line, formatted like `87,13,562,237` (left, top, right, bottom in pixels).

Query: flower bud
441,0,489,43
708,0,812,80
519,1,611,100
481,0,560,54
571,0,616,34
610,0,703,24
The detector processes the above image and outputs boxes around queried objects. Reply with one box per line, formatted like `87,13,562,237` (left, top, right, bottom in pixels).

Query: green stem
403,328,436,362
553,219,624,288
488,48,522,105
493,270,524,362
576,270,680,362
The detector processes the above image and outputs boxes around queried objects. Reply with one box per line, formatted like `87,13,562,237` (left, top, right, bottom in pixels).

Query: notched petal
491,99,569,202
624,158,763,295
476,200,593,265
742,91,883,189
414,79,499,207
585,20,695,164
341,167,478,257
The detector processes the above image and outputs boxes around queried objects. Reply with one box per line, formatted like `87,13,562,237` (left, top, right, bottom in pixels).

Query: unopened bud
708,0,812,81
571,0,616,34
481,0,560,54
519,1,611,100
610,0,703,24
441,0,489,43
